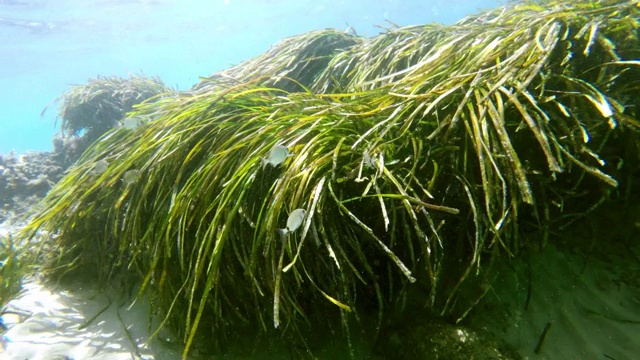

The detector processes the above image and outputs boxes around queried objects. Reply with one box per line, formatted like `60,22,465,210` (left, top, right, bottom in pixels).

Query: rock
378,316,521,360
0,151,65,223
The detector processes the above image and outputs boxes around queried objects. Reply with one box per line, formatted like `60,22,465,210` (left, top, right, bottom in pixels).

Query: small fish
122,116,144,130
122,169,140,185
344,24,357,36
277,208,306,237
363,151,374,168
262,144,292,167
91,160,108,175
286,208,306,232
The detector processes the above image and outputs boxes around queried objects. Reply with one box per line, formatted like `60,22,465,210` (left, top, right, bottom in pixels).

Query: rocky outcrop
0,151,64,223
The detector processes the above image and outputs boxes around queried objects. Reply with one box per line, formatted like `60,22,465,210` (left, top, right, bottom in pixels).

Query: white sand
3,220,638,359
1,223,181,360
1,278,182,360
470,244,640,359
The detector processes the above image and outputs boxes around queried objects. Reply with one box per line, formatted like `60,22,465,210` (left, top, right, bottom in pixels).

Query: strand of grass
77,296,112,330
483,89,534,204
282,177,326,272
328,181,416,283
182,171,254,358
115,297,142,359
441,176,482,316
463,99,512,240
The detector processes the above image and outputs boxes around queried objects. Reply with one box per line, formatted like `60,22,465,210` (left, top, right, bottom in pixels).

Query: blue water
0,0,500,154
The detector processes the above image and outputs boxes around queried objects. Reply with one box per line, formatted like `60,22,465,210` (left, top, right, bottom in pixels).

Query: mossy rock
379,317,521,359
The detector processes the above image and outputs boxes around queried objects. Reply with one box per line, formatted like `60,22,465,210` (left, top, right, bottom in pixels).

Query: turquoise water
0,0,500,154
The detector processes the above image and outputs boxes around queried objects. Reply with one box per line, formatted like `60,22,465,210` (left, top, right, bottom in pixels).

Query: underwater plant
193,28,363,93
0,233,34,315
22,0,640,357
48,74,172,166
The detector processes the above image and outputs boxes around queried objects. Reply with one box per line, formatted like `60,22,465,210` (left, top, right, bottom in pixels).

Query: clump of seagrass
0,234,34,312
22,0,640,358
49,74,172,166
193,29,363,93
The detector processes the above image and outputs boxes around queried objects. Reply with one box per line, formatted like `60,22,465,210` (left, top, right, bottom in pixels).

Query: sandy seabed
1,203,639,359
470,243,640,360
1,278,182,360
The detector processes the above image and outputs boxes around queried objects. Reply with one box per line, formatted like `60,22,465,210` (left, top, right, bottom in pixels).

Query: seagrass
22,0,640,357
52,74,171,142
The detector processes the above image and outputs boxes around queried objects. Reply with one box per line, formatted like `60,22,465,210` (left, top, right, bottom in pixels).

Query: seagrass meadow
22,0,640,357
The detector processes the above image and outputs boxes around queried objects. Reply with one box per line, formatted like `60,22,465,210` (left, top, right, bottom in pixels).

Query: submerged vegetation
49,74,172,166
21,0,640,357
0,234,34,313
54,74,170,140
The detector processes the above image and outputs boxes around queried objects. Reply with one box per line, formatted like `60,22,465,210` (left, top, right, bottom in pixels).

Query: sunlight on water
0,0,500,154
